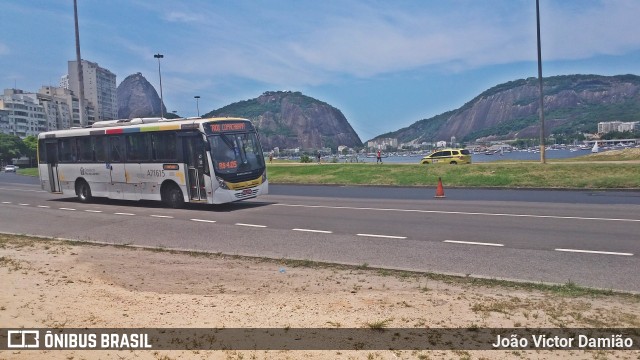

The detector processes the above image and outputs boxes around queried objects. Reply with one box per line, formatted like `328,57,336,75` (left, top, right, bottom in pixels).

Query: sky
2,0,640,141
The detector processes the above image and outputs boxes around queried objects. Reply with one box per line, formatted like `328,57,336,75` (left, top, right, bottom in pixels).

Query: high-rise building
67,59,117,124
59,75,69,90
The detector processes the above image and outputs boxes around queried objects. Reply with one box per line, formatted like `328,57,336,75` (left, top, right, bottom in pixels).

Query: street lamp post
73,0,86,126
154,53,164,119
194,96,200,117
536,0,546,164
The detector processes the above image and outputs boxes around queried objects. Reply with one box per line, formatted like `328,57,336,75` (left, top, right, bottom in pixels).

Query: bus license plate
242,189,252,195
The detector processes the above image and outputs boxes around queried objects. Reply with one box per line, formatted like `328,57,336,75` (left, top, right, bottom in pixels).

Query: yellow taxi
420,148,472,164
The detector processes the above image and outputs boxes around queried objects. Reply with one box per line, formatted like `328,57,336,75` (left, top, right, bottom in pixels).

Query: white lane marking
555,248,633,256
18,203,30,206
85,210,102,213
190,219,216,223
273,203,640,223
444,240,504,247
292,228,332,234
37,205,50,208
59,207,76,211
150,215,174,218
235,223,267,228
1,201,11,204
357,233,407,239
0,187,46,193
114,212,135,216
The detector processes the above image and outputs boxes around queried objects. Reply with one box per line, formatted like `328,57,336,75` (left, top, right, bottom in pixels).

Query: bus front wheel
162,184,185,209
76,180,92,203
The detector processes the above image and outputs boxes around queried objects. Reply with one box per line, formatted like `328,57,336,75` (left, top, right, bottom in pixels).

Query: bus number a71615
147,169,166,177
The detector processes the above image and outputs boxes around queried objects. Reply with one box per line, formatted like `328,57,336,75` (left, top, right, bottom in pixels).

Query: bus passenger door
107,136,126,199
45,141,61,193
183,136,209,201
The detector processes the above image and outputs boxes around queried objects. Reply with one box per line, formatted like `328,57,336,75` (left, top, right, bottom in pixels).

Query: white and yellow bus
37,117,268,207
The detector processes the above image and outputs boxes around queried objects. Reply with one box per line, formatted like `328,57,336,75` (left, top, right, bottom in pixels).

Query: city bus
37,117,268,207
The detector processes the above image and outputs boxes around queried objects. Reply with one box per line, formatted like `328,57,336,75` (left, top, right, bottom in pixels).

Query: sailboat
591,141,599,153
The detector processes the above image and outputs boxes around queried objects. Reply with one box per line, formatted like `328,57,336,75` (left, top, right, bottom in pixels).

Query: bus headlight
216,176,229,190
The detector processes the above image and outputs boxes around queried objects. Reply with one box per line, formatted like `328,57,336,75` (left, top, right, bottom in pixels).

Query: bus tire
162,183,184,209
76,180,92,203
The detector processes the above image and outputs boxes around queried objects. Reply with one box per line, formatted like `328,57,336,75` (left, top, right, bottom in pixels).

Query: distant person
269,153,273,163
376,150,383,164
316,152,321,164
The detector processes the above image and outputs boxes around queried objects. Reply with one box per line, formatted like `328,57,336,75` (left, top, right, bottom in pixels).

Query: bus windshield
208,132,264,175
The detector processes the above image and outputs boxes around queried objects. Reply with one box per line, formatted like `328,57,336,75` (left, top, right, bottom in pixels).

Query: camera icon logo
7,330,40,348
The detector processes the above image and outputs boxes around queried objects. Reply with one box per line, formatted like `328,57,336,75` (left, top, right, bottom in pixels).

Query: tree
0,134,25,166
22,135,38,167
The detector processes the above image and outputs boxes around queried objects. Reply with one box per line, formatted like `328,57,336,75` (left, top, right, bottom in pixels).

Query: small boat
591,141,599,153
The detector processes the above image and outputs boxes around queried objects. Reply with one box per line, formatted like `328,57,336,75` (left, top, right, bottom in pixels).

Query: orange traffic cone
434,177,446,198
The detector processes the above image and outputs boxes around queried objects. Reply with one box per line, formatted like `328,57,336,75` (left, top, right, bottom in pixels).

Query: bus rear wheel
76,180,92,203
162,184,185,209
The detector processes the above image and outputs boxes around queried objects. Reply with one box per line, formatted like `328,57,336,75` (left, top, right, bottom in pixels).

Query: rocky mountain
204,91,362,151
375,74,640,143
116,73,166,119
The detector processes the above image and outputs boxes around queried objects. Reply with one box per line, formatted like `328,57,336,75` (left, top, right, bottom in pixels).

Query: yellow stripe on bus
159,124,180,130
226,177,263,190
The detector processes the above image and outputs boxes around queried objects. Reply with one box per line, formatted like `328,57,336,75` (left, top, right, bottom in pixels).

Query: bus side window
38,139,46,164
77,137,93,162
58,138,76,162
94,136,108,162
126,133,150,162
109,137,123,163
152,132,177,161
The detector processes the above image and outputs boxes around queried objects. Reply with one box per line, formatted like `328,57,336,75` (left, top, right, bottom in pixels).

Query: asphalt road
1,172,639,292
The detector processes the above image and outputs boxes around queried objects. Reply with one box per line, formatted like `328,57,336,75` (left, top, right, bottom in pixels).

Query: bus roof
38,117,250,139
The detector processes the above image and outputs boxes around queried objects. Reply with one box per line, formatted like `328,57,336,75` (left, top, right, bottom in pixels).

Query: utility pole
73,0,86,126
536,0,546,163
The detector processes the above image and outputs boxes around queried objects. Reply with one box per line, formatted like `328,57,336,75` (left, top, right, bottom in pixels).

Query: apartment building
367,137,398,150
0,89,47,137
598,121,638,133
0,109,10,134
37,86,95,130
67,59,117,124
59,75,69,90
0,87,96,137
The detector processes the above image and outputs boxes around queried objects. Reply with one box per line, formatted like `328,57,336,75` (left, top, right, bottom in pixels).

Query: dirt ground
1,235,639,360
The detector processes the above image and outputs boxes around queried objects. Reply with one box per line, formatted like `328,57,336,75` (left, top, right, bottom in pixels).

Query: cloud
163,11,205,23
119,1,640,90
284,3,535,77
542,0,640,59
0,43,9,56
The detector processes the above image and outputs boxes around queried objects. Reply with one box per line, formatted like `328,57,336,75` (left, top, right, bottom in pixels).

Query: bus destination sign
209,122,247,133
218,160,238,170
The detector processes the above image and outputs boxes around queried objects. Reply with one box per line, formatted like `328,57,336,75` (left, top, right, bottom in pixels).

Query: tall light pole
194,96,200,117
154,53,164,119
536,0,546,163
73,0,86,126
